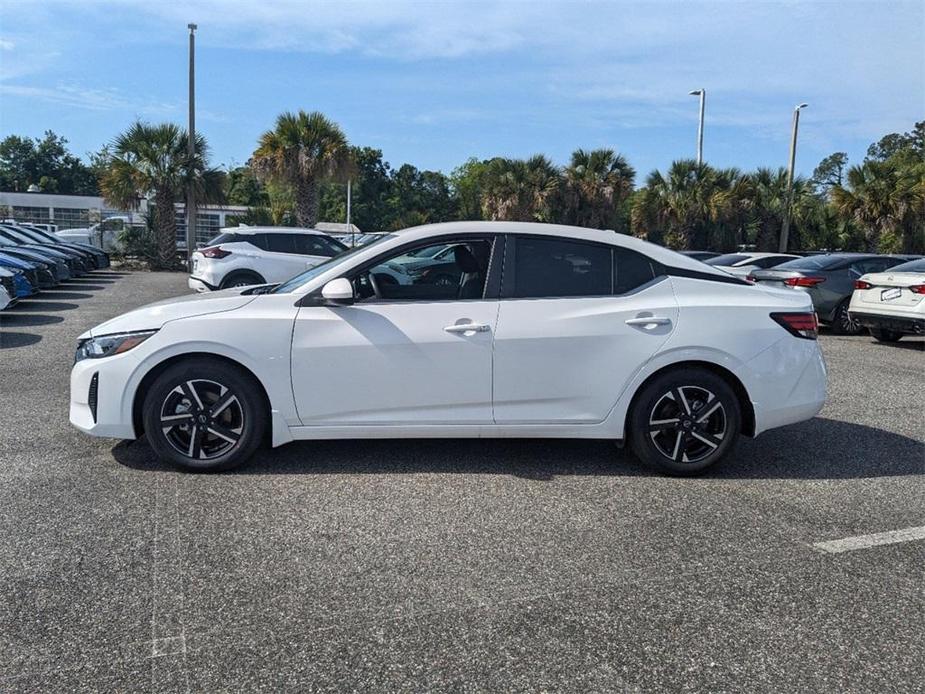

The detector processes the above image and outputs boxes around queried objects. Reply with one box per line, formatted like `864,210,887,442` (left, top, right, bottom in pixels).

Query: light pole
346,179,353,246
779,103,808,253
689,89,705,165
186,23,197,267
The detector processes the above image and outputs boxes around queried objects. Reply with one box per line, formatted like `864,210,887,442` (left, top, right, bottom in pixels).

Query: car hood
85,288,258,338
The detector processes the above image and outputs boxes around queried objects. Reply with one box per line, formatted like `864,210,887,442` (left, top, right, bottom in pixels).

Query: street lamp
779,102,808,253
689,89,705,165
186,23,197,266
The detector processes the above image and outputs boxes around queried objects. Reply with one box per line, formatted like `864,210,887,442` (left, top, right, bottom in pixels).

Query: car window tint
264,233,295,253
355,239,493,302
513,237,612,298
614,248,658,294
775,255,848,271
752,256,790,269
206,232,239,246
292,234,343,258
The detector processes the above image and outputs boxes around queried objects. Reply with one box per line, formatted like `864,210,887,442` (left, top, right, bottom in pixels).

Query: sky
0,0,922,182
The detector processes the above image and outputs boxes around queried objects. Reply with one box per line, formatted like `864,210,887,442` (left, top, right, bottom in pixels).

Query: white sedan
70,222,826,476
848,258,925,342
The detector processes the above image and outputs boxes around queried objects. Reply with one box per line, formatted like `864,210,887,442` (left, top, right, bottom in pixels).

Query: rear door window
510,237,612,298
265,233,296,253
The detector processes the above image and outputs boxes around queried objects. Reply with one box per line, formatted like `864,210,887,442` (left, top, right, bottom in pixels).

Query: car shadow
59,283,108,291
0,313,65,326
865,338,924,352
14,300,79,311
31,291,93,300
111,417,922,481
0,331,42,349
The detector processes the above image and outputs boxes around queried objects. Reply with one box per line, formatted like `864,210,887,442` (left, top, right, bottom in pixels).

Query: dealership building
0,190,250,246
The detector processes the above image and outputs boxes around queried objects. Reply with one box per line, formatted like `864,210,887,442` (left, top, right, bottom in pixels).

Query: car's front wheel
142,359,266,471
628,368,741,476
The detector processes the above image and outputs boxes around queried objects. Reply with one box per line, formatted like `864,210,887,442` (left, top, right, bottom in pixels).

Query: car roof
378,221,730,276
219,226,328,236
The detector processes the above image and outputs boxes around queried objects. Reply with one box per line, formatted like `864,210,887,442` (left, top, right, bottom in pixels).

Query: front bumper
850,311,924,335
70,353,139,439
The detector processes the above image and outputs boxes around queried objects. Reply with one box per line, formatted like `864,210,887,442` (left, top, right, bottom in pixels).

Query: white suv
188,227,347,292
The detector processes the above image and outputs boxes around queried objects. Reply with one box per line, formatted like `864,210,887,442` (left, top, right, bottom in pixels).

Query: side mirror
321,277,355,305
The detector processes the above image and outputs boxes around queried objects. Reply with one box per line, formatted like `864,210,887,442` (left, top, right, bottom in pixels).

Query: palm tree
480,156,560,222
251,111,351,228
99,121,223,268
631,160,724,249
562,148,635,229
830,160,925,252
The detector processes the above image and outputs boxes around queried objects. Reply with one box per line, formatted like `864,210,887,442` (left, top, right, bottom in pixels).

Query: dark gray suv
749,253,921,334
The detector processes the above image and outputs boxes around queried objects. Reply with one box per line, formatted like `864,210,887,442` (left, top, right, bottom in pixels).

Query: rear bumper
188,276,217,292
850,311,924,335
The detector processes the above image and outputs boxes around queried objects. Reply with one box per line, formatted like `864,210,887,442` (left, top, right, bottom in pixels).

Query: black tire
831,299,863,335
142,358,267,472
870,328,903,343
220,271,265,289
628,368,741,476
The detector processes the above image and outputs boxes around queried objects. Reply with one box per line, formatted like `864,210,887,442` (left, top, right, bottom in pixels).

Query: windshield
706,254,750,266
21,226,59,243
10,227,47,243
888,258,925,273
272,234,394,294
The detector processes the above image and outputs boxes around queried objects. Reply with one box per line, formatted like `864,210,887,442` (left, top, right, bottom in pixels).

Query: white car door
290,236,498,425
492,236,679,424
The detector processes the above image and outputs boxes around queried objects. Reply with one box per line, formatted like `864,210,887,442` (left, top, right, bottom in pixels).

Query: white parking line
812,526,925,554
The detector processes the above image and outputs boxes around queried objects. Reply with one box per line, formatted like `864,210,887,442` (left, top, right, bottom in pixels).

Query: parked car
3,223,109,270
848,258,925,342
0,281,12,311
0,251,50,291
705,252,799,278
0,265,35,299
0,225,90,276
748,253,920,334
188,227,348,291
0,235,71,281
679,251,720,261
71,221,826,476
17,223,111,269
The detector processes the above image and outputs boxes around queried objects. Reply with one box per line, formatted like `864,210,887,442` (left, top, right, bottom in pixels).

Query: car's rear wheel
870,328,903,343
832,299,863,335
220,271,265,289
142,359,266,472
628,368,741,476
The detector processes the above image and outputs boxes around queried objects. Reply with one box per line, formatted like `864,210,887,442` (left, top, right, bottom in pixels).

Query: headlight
74,330,157,363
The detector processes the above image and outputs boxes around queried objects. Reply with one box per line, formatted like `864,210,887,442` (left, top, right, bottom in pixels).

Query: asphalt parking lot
0,271,922,692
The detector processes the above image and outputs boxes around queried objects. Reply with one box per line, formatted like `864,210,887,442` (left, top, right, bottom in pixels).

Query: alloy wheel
159,379,244,460
647,385,727,464
838,304,861,334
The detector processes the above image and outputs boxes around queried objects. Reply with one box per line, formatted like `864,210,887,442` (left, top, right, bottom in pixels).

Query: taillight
745,274,757,283
784,276,826,287
909,285,925,295
770,312,818,340
854,280,872,290
201,246,231,259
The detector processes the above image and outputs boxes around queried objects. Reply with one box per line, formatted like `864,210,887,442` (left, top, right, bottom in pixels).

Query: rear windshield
774,255,851,271
706,254,750,266
204,232,243,246
888,258,925,273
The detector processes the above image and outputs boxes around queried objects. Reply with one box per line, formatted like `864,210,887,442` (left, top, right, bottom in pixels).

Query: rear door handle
444,323,491,334
625,316,671,326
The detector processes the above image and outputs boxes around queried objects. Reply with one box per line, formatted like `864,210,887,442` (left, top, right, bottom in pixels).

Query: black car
0,225,92,275
17,223,111,269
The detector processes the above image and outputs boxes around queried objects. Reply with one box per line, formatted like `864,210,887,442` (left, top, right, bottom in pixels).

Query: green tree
252,111,352,228
99,121,223,268
224,165,269,207
480,155,560,222
561,148,635,230
830,159,925,253
812,152,848,194
0,131,98,194
449,158,489,221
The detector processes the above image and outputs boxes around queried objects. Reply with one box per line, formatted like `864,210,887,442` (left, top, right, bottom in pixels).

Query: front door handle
444,323,491,334
625,316,671,326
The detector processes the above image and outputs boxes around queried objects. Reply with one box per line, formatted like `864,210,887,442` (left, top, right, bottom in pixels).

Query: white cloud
0,82,177,114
